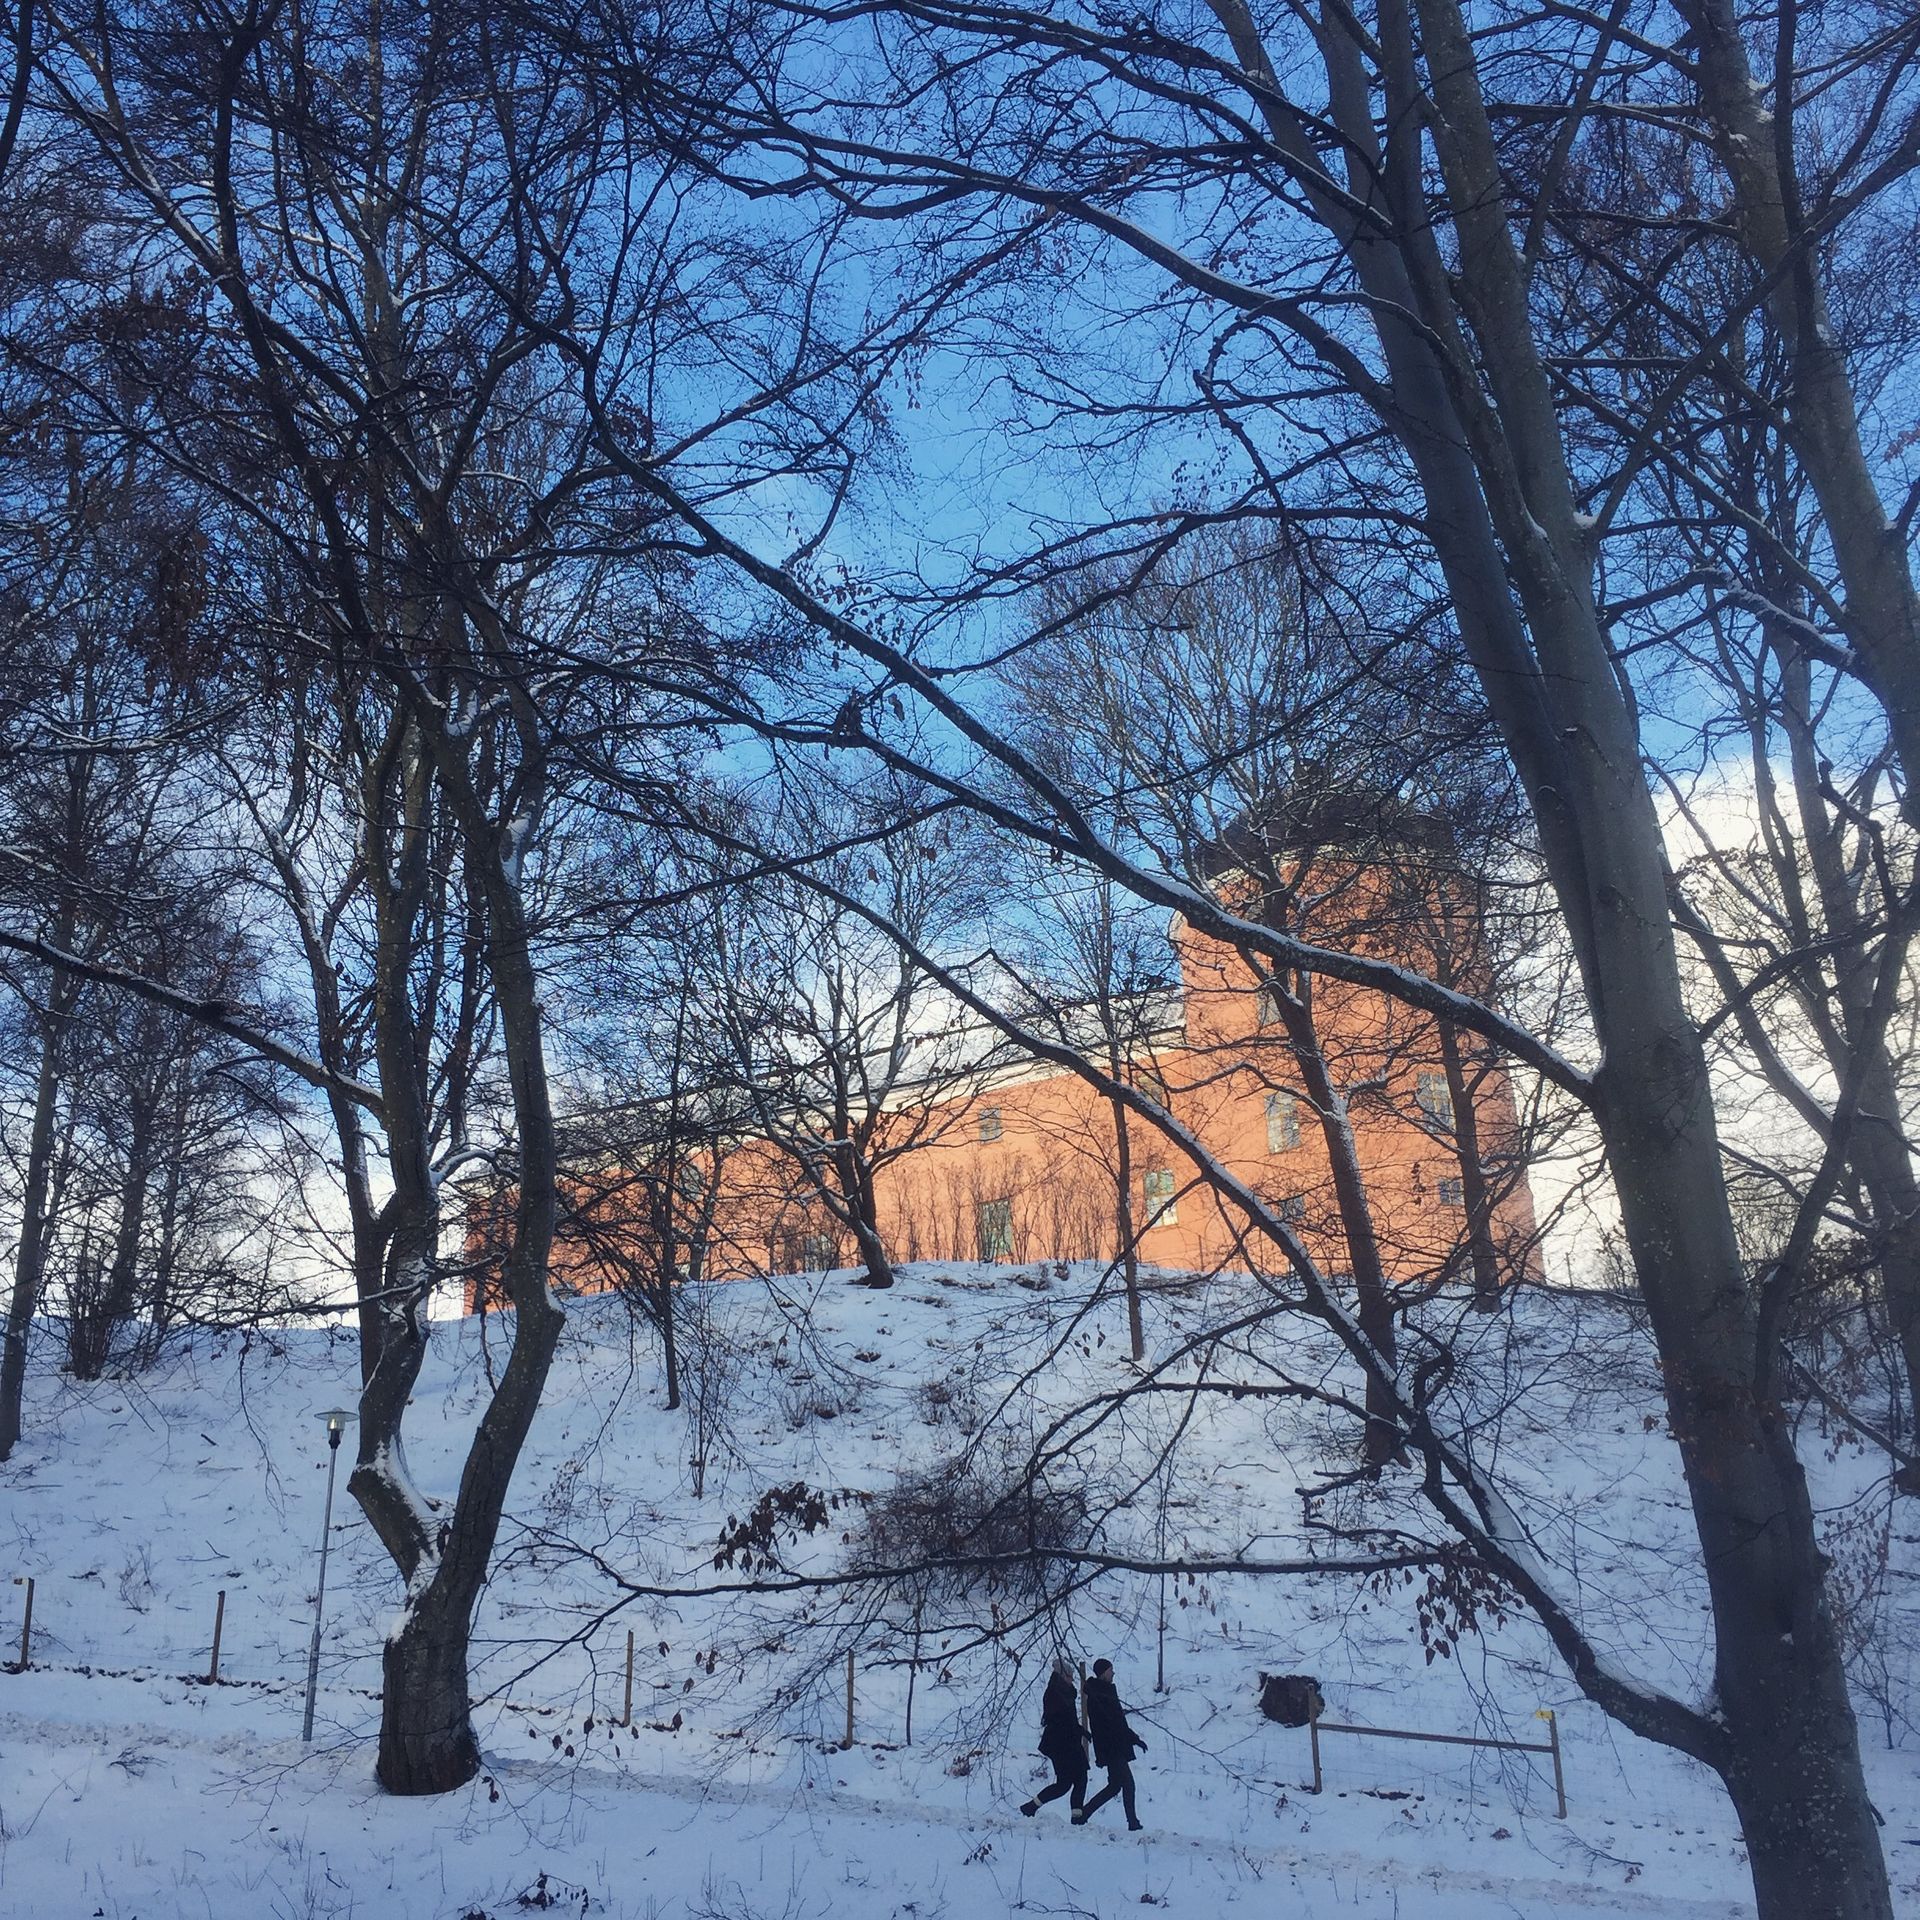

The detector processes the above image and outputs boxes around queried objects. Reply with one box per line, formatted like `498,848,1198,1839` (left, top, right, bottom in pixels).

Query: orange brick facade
472,899,1541,1304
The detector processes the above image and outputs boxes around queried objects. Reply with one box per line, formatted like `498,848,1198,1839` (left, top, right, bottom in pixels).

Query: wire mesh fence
4,1561,381,1699
4,1563,684,1732
18,1560,1752,1840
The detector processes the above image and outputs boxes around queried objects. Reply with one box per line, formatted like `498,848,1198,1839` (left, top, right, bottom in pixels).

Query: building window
1437,1176,1465,1208
1277,1193,1306,1225
1266,1090,1301,1153
977,1197,1014,1260
977,1105,1003,1143
1416,1069,1455,1130
1143,1168,1178,1226
786,1229,839,1271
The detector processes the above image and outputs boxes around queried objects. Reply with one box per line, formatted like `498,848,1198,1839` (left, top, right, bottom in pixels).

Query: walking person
1073,1658,1147,1830
1020,1655,1088,1817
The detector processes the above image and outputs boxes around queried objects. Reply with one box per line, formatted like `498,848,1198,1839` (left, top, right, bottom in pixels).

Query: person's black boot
1020,1800,1039,1817
1070,1809,1090,1825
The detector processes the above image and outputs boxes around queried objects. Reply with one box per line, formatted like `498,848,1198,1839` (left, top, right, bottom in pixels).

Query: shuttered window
977,1198,1014,1260
1266,1090,1301,1153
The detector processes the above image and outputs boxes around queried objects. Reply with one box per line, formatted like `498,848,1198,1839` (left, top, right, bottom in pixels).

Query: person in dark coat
1020,1656,1088,1816
1073,1658,1147,1830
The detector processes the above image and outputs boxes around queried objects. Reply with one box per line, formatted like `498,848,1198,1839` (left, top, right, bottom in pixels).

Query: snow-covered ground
1,1263,1915,1919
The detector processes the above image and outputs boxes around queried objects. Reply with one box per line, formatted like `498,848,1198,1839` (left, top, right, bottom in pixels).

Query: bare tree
551,898,750,1410
40,0,907,1793
712,785,989,1289
1003,867,1178,1359
563,1,1917,1901
1006,530,1543,1449
0,435,243,1452
43,0,623,1792
54,881,283,1378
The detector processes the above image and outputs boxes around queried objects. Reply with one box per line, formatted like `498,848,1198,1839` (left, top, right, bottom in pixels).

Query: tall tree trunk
1192,0,1898,1901
1777,649,1920,1483
371,934,562,1794
364,704,565,1796
69,1098,153,1380
1351,0,1890,1891
0,732,87,1459
347,724,472,1791
1269,971,1399,1466
1436,1025,1503,1310
1109,1081,1145,1360
1674,0,1920,804
0,985,71,1459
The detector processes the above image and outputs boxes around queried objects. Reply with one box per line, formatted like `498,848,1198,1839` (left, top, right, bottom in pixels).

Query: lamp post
301,1407,355,1743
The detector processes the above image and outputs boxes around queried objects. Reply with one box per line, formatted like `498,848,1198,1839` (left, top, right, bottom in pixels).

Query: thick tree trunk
1603,1026,1890,1920
377,1592,482,1795
1717,1493,1894,1919
1309,0,1896,1892
360,699,566,1796
1186,0,1899,1898
848,1210,895,1289
840,1145,895,1287
1571,831,1889,1873
360,1154,564,1799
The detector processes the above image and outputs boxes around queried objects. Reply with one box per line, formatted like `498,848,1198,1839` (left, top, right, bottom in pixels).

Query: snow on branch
570,441,1595,1101
0,929,385,1117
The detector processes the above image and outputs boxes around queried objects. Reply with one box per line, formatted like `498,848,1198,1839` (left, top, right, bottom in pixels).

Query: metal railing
1308,1703,1567,1818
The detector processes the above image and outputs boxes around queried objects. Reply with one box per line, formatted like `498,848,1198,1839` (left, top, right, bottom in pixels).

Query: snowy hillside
1,1264,1915,1920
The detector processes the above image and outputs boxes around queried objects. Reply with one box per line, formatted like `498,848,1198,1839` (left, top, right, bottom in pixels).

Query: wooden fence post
842,1649,855,1750
1537,1709,1566,1818
12,1576,33,1671
206,1589,227,1684
906,1605,923,1747
621,1629,635,1728
1308,1702,1322,1794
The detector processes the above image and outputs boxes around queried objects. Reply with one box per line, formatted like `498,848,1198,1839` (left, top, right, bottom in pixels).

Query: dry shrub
849,1446,1089,1609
